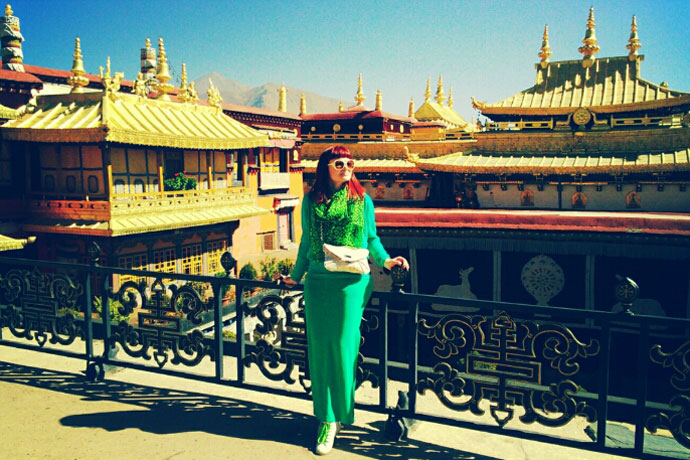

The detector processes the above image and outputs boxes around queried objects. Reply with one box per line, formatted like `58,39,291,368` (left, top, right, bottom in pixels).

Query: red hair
310,145,365,203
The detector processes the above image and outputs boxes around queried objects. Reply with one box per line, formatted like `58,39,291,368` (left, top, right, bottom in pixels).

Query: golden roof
475,56,690,116
23,203,268,237
414,100,468,129
0,234,35,251
2,91,269,149
0,102,19,119
411,149,690,174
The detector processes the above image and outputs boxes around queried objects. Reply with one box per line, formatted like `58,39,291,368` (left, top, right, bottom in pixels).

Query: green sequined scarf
310,187,364,262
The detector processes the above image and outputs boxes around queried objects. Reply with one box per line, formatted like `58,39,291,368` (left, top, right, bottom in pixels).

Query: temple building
0,5,304,284
300,8,690,319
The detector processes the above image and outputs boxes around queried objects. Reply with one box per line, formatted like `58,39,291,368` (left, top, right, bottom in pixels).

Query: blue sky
10,0,690,121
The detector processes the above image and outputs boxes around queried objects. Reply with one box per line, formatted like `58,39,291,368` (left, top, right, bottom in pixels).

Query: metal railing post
214,281,224,380
596,321,611,448
379,297,389,410
236,283,245,384
634,321,650,455
407,300,418,416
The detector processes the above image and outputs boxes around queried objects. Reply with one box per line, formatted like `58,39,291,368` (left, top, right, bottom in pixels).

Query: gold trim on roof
301,158,421,174
0,234,34,251
415,100,468,128
2,91,268,149
411,149,690,175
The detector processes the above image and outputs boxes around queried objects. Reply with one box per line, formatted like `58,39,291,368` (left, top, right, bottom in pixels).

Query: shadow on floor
0,360,498,459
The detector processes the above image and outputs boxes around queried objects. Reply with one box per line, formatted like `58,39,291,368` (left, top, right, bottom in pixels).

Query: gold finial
578,7,600,68
99,56,123,97
68,37,88,93
177,63,198,104
626,15,641,60
4,4,11,16
448,87,454,108
338,101,344,112
375,89,382,111
180,62,188,90
539,25,552,68
408,98,414,118
435,74,445,104
424,77,431,102
278,83,287,112
207,78,223,109
155,37,173,100
299,93,307,116
355,73,366,106
145,37,151,48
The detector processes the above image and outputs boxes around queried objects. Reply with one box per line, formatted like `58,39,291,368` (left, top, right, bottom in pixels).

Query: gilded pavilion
299,9,690,319
0,5,304,283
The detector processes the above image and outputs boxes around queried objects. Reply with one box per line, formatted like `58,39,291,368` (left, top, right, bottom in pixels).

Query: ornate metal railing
0,254,688,459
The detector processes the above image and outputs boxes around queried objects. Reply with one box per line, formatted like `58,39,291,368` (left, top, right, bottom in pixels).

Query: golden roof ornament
338,101,344,112
68,37,89,93
375,89,382,111
355,73,366,106
538,25,552,69
132,72,148,98
408,98,414,118
578,7,600,68
471,96,487,111
207,78,223,109
155,37,173,100
177,63,198,104
435,74,445,104
448,87,454,108
424,77,431,102
278,83,287,112
299,93,307,116
626,15,641,60
1,3,24,71
99,56,123,98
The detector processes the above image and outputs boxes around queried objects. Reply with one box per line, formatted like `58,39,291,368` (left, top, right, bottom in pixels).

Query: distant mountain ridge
193,72,342,114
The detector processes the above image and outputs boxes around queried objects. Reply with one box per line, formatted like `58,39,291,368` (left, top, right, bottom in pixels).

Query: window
181,244,202,275
65,175,77,193
207,240,228,275
119,253,149,285
164,151,184,178
87,175,99,193
153,248,177,283
43,175,56,191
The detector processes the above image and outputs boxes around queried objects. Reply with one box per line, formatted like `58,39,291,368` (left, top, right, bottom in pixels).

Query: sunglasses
328,159,355,170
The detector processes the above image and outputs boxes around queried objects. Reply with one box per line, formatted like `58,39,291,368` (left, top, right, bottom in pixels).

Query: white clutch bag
322,243,370,274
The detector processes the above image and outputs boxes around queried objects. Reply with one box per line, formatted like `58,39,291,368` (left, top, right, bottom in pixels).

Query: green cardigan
290,193,389,282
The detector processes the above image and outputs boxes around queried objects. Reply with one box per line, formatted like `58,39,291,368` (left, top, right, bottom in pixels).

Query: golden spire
99,56,123,97
278,83,287,112
155,37,173,100
578,7,600,68
299,93,307,116
448,87,454,108
538,25,552,68
338,101,344,112
180,62,188,89
408,97,414,118
354,73,366,106
626,15,641,60
424,77,431,102
375,89,382,111
68,37,88,93
5,4,12,15
435,74,445,104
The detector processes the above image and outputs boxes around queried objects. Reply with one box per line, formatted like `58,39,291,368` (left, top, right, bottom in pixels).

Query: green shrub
259,257,279,281
238,263,257,280
277,258,295,276
163,171,197,191
93,296,130,323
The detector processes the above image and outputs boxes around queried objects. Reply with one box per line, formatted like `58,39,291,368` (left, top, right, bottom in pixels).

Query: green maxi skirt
304,271,373,425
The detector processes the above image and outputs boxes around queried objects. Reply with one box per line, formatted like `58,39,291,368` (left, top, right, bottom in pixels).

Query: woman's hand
274,273,298,287
384,256,409,271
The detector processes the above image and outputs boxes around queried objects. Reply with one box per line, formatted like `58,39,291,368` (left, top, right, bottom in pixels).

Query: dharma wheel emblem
572,107,592,126
521,255,564,305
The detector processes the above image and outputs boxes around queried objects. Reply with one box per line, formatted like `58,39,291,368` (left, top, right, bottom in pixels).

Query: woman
282,145,409,455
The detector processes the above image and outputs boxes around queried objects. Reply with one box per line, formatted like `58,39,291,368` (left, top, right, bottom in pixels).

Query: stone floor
0,343,650,460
